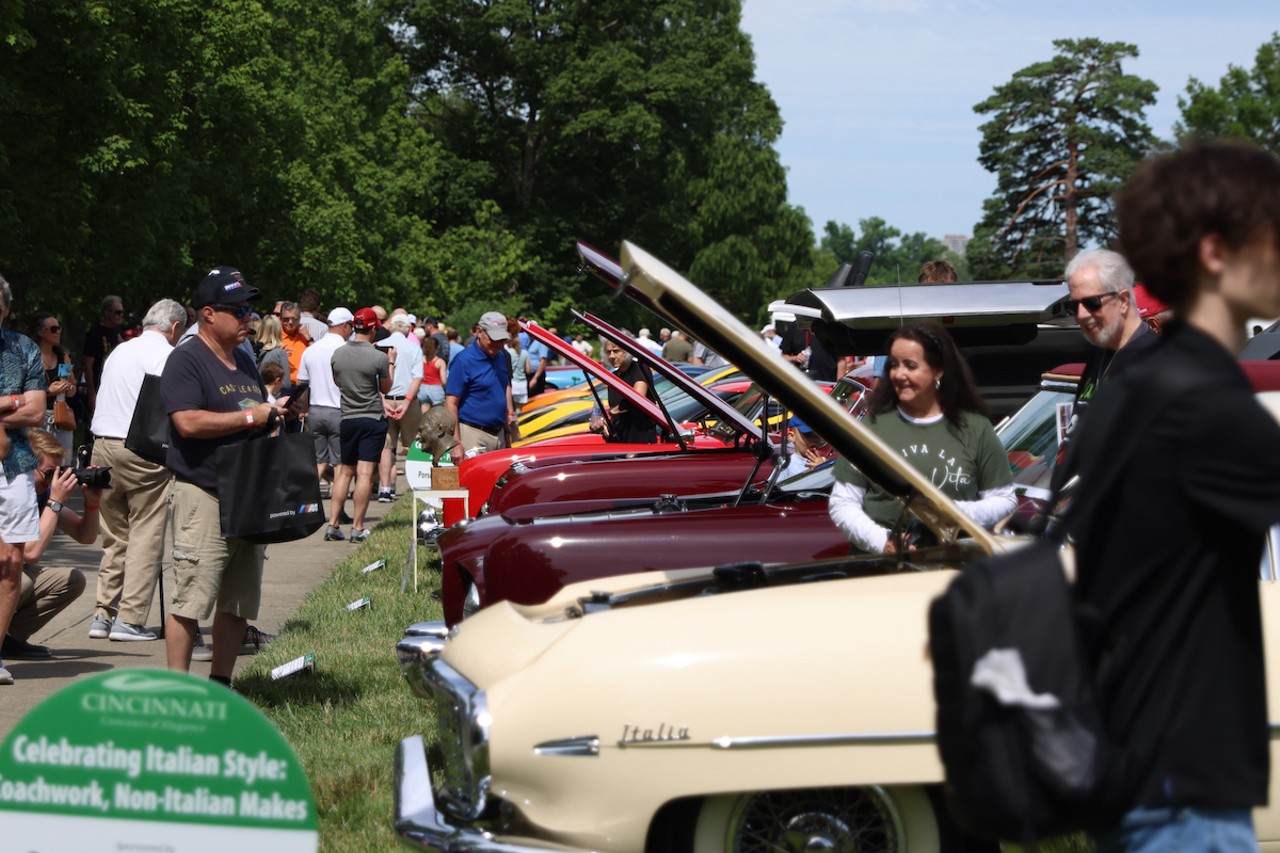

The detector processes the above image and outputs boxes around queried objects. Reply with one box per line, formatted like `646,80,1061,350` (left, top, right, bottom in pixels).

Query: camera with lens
73,466,112,489
72,445,112,489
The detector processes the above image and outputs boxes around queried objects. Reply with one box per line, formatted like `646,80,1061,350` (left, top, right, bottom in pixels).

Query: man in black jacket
1070,140,1280,852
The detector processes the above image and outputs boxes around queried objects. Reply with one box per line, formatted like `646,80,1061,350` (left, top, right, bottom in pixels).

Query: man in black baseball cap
161,264,281,685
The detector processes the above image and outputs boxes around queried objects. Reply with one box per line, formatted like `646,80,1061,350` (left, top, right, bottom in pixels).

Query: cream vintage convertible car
394,242,1280,852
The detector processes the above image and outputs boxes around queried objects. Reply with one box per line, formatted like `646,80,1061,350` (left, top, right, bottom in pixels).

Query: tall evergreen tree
970,38,1157,279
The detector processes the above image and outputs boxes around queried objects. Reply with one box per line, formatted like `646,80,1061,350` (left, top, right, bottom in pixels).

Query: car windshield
995,385,1074,496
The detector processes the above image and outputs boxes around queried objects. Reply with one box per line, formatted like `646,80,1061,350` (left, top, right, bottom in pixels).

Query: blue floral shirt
1,327,47,475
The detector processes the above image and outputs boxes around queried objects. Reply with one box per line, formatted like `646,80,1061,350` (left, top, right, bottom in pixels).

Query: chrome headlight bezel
420,657,492,821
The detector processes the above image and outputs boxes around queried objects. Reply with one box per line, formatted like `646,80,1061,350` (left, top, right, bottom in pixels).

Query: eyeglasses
108,309,125,316
211,304,253,319
45,325,61,334
1065,292,1123,314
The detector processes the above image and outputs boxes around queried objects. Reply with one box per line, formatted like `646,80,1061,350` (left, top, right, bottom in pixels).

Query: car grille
421,657,491,820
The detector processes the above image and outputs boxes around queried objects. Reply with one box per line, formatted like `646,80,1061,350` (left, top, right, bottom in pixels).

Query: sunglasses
108,309,125,316
35,466,55,480
1065,292,1123,314
211,304,253,319
45,325,61,334
280,316,300,324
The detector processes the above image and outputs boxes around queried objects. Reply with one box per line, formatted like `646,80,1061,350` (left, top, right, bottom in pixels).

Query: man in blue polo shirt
445,312,514,456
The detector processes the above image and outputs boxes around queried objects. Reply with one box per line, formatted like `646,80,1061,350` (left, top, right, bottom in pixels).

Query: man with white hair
1049,247,1162,493
376,313,423,502
636,328,664,357
1063,247,1158,421
87,298,187,642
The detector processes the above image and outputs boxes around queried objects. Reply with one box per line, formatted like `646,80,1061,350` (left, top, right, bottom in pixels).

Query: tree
1177,32,1280,153
970,38,1157,279
818,218,948,284
389,0,813,325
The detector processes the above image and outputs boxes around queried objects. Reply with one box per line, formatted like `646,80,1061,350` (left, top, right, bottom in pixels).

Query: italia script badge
618,723,690,748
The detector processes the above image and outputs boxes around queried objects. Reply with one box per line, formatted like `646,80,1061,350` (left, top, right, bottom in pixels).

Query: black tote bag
124,373,171,465
215,431,325,544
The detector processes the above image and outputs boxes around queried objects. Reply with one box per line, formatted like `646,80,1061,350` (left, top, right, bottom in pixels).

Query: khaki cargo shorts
169,480,265,621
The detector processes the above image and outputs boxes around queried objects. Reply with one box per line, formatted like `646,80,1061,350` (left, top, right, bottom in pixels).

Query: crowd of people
0,267,547,686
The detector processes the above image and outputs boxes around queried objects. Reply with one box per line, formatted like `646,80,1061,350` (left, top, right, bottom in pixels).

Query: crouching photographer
1,430,105,659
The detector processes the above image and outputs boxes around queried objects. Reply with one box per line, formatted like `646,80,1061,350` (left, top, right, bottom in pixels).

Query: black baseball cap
193,266,261,308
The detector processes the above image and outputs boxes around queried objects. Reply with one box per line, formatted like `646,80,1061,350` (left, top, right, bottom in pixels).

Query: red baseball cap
353,307,380,331
1132,284,1168,319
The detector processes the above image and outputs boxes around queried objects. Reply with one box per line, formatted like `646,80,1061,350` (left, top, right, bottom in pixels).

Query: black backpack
929,538,1122,842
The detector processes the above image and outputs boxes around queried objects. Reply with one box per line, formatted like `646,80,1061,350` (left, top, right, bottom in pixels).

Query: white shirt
375,331,424,397
300,313,328,343
638,336,664,357
90,329,175,438
297,331,348,408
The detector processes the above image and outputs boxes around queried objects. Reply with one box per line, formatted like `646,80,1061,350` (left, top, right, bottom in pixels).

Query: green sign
405,439,434,491
0,670,317,851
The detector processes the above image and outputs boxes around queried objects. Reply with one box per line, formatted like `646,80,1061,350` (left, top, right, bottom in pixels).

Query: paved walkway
0,471,408,739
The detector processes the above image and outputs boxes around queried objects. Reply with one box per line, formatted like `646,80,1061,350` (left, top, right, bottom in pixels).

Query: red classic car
442,317,757,525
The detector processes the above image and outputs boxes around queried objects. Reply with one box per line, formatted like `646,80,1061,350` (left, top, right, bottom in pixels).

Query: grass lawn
236,498,439,852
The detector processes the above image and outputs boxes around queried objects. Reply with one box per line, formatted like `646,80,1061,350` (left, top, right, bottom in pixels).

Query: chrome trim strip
710,731,936,749
533,736,601,757
595,730,937,750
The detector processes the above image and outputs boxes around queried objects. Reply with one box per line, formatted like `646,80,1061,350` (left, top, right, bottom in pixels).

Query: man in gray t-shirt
325,308,391,543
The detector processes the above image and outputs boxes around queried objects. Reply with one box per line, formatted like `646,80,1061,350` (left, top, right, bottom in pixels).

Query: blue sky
739,0,1276,244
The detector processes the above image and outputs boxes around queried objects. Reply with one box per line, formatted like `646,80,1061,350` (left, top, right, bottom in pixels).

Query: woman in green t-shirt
829,320,1015,553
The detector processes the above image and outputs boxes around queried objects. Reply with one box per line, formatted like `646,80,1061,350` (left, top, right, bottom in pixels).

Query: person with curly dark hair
1068,139,1280,852
828,320,1015,553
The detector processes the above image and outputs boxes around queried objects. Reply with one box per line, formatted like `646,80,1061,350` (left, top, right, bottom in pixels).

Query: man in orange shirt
277,301,310,386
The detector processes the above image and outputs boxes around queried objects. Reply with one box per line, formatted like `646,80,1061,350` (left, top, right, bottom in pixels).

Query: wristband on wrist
9,394,20,411
84,504,99,511
244,410,255,427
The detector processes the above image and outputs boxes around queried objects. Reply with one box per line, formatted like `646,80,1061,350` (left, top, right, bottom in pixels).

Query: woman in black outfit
589,339,657,444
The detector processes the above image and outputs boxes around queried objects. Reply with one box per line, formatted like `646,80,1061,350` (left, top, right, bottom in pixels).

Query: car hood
618,241,996,551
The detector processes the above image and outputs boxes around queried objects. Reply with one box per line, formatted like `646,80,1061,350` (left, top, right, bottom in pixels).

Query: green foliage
819,217,949,284
391,0,814,323
970,38,1157,279
0,0,527,334
1177,32,1280,153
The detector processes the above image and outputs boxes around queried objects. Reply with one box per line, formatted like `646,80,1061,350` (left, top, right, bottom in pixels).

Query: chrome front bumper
394,735,586,853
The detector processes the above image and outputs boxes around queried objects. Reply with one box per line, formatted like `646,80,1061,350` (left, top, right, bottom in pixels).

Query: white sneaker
109,620,157,642
191,633,213,663
0,661,13,685
88,615,111,640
